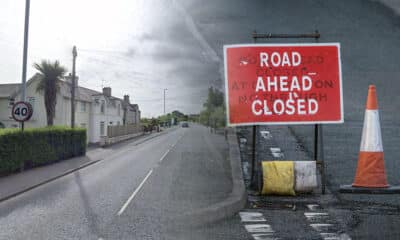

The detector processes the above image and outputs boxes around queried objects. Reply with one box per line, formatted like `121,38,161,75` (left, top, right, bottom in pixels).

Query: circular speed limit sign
12,101,33,122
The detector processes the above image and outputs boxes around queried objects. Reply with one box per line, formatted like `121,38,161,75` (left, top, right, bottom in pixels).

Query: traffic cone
352,85,388,188
340,85,400,193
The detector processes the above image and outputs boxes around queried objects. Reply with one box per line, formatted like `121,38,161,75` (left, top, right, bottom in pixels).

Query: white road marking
260,130,272,140
304,212,329,217
159,149,170,162
171,134,185,148
252,233,277,240
304,212,330,223
306,204,321,211
240,212,266,222
310,223,334,232
304,209,352,240
117,169,153,216
245,224,274,233
320,233,341,240
270,147,284,158
162,133,185,161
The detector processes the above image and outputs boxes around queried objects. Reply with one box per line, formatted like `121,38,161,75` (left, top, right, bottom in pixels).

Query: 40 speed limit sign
12,101,33,122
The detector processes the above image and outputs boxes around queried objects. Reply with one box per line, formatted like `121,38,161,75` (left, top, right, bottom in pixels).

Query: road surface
0,125,248,240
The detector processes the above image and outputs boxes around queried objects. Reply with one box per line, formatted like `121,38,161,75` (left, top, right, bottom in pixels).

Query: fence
107,124,143,138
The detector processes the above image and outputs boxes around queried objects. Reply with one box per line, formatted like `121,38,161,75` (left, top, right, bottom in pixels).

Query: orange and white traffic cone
352,85,388,188
340,85,400,193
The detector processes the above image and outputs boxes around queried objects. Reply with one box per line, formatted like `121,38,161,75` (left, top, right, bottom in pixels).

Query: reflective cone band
352,85,388,188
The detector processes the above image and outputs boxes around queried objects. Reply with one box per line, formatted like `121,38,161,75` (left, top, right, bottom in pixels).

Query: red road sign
12,101,33,122
224,43,343,126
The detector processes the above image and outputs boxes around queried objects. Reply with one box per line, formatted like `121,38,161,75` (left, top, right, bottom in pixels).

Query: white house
89,87,124,143
0,74,141,144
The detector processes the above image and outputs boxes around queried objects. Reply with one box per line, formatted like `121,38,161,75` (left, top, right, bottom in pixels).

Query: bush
0,126,86,175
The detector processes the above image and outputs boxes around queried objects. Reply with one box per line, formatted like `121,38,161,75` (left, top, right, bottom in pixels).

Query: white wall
90,95,124,143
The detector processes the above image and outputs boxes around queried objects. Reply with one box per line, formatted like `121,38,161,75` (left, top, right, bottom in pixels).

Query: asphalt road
0,125,250,240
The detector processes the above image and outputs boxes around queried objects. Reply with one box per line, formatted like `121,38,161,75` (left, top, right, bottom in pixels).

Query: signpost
224,40,343,194
12,101,33,130
224,43,343,125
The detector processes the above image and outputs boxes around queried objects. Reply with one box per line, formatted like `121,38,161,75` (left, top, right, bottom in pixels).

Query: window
100,100,105,113
8,98,15,107
109,121,113,125
118,104,121,116
100,121,105,136
28,97,35,111
80,123,86,129
80,102,86,112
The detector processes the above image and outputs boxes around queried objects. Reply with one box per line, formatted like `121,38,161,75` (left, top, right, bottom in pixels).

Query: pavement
0,124,252,240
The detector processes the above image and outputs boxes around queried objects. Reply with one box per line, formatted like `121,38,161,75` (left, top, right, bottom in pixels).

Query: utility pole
21,0,30,130
163,88,167,115
71,46,77,128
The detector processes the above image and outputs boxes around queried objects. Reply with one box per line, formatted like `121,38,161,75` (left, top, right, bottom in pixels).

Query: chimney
123,95,130,104
65,73,79,86
103,87,111,97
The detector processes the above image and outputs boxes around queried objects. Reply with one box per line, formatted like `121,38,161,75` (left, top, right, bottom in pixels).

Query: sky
0,0,222,117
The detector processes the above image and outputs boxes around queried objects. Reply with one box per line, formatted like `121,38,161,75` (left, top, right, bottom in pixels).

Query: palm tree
34,60,67,126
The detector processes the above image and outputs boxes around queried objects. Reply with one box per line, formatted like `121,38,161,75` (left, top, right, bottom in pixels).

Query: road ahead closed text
224,43,343,126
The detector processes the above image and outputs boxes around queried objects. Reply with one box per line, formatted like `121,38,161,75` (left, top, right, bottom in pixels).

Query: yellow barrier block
261,161,296,196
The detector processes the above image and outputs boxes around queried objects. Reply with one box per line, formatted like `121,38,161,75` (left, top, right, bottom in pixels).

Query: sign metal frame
229,30,332,194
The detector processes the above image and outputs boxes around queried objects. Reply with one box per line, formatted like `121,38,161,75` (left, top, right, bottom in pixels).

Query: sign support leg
250,125,258,190
314,124,318,162
319,124,326,194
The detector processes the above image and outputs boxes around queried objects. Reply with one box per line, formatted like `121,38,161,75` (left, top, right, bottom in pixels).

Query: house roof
0,83,21,98
0,75,138,108
58,81,102,102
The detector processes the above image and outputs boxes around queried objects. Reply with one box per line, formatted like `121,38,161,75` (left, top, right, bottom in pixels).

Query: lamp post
163,88,167,115
20,0,30,130
71,46,77,128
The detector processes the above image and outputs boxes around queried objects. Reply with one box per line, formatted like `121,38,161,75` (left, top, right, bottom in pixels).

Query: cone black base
339,185,400,194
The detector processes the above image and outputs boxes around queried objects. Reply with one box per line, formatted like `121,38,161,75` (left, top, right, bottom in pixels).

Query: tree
34,60,67,126
199,87,226,127
204,87,224,111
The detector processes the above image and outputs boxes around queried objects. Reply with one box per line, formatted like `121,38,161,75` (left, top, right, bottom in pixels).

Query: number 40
14,107,28,116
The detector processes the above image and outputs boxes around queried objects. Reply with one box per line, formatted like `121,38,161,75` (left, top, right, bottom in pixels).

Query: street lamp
71,46,77,128
163,88,167,115
20,0,30,130
21,0,30,102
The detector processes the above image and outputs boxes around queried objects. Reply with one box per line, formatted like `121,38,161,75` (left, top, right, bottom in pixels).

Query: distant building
122,95,141,125
0,74,141,144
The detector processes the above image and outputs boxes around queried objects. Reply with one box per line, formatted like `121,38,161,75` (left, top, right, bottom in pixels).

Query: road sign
224,43,343,126
12,101,33,122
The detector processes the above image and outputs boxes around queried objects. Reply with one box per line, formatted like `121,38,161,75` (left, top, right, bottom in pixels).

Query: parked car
181,122,189,128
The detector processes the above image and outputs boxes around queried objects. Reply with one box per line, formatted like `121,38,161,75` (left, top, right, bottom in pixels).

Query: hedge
0,126,86,175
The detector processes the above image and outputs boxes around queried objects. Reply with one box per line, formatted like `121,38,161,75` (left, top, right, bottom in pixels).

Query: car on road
181,122,189,128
